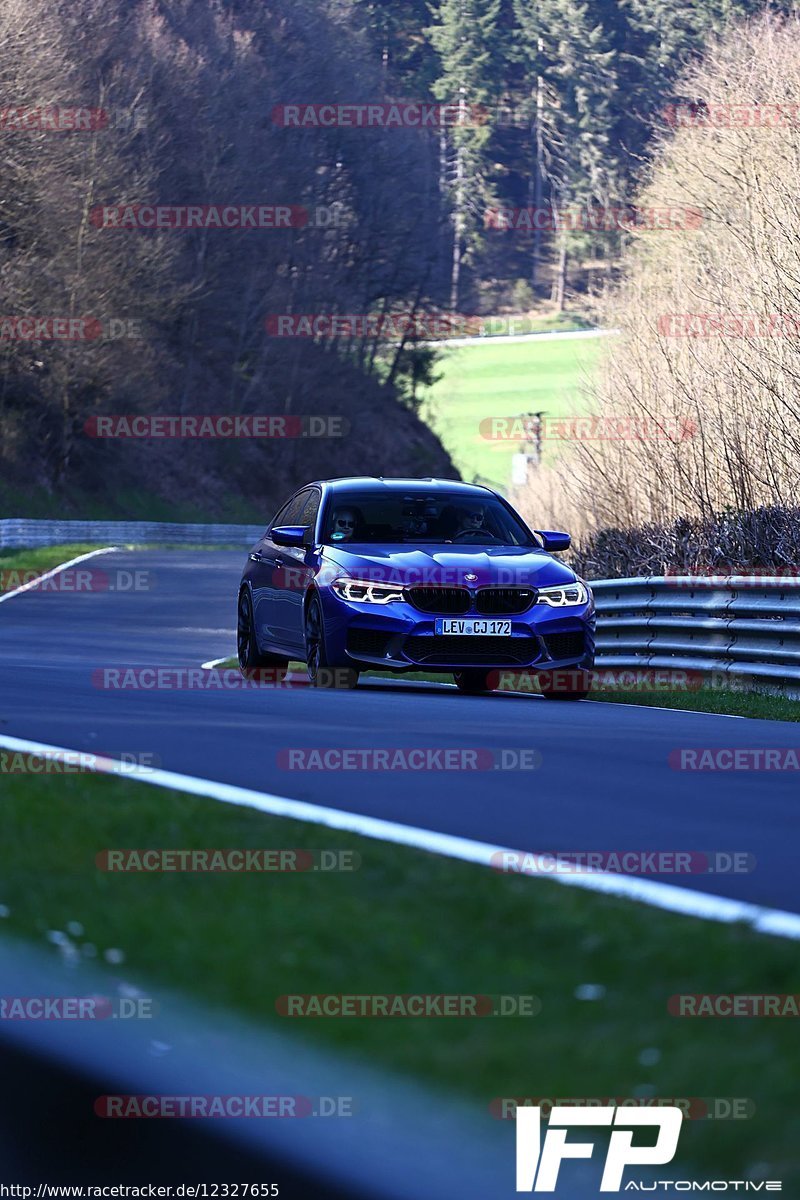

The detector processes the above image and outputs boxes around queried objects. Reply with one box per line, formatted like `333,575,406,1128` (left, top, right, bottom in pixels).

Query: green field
421,334,608,491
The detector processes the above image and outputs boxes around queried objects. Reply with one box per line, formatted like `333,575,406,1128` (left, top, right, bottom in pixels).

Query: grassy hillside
421,334,608,492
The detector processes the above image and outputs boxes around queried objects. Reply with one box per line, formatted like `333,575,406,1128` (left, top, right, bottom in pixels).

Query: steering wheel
451,529,502,543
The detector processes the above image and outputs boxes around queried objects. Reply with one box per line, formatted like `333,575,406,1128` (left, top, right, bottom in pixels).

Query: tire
453,669,495,694
237,589,289,682
304,593,359,689
539,666,591,701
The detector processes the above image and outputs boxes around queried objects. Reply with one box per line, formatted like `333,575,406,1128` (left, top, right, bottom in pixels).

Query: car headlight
535,581,589,607
331,578,405,604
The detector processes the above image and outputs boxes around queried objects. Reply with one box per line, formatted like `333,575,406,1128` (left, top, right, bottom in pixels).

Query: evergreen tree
427,0,503,310
338,0,439,92
514,0,617,303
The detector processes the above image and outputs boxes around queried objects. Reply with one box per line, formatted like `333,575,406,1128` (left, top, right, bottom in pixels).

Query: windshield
321,490,535,547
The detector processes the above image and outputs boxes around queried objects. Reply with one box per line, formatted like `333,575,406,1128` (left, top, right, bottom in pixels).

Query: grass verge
589,685,800,722
0,772,795,1185
0,545,249,598
0,544,107,584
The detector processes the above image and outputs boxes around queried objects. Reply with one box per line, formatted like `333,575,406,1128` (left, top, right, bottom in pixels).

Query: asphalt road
1,548,798,913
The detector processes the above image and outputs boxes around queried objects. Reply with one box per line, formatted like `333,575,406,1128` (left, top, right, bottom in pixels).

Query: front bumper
319,589,596,672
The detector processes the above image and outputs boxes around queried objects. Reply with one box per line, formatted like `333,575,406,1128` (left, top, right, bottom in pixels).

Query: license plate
435,618,512,636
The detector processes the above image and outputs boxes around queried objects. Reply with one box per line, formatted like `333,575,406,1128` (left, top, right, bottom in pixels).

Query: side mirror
535,529,571,552
271,525,310,548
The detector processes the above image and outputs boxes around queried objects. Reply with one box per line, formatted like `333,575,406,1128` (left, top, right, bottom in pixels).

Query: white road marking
179,629,234,637
0,547,119,605
589,699,747,720
1,730,797,941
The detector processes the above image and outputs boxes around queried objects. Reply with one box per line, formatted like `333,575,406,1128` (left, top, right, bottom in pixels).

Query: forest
0,0,792,532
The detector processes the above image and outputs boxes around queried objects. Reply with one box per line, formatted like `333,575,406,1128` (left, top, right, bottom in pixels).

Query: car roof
308,477,497,497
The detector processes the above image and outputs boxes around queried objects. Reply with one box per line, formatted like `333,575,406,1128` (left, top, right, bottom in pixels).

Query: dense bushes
572,506,800,580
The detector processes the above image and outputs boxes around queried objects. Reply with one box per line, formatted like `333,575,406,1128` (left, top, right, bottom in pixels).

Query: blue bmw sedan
237,477,595,695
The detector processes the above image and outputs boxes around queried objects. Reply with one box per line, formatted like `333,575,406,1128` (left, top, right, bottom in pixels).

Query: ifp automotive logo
515,1104,782,1191
516,1104,682,1192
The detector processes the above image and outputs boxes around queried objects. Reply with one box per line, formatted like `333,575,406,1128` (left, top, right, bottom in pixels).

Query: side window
271,489,310,530
296,488,321,535
266,500,293,533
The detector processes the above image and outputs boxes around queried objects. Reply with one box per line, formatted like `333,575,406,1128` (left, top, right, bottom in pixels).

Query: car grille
476,587,535,615
407,586,471,615
543,631,585,661
347,629,393,658
404,635,540,666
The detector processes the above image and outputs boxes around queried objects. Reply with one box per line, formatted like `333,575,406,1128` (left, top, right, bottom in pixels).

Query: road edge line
0,547,119,605
0,731,798,941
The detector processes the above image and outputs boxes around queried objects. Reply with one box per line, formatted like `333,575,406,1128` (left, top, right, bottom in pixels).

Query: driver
331,507,357,541
454,504,487,536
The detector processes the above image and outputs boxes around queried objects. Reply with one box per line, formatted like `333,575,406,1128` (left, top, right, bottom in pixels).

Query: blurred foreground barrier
0,936,514,1195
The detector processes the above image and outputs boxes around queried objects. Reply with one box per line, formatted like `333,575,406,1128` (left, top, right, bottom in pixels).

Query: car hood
321,545,577,589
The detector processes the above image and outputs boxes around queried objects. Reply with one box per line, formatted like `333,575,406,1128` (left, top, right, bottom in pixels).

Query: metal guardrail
0,518,265,548
592,575,800,685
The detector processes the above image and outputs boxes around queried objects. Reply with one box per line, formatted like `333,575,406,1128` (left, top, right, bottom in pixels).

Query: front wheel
453,669,495,694
304,594,359,689
237,589,289,681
